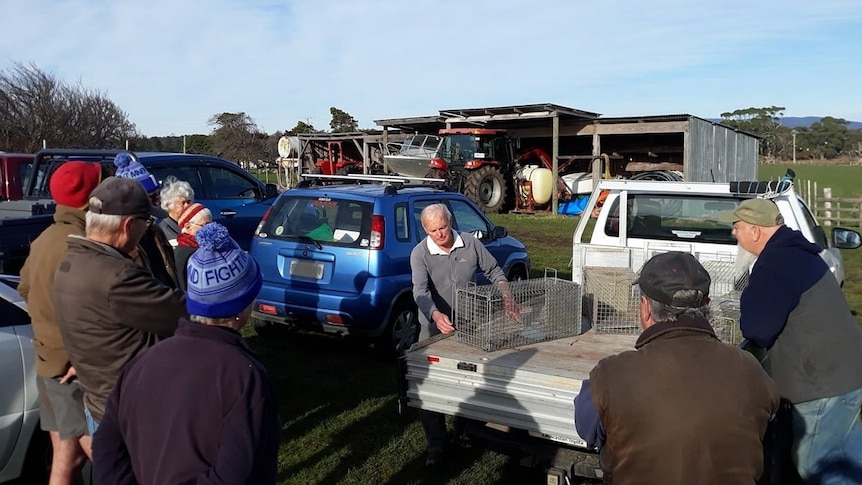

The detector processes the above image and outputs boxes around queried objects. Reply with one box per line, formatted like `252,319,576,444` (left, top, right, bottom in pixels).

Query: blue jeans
791,387,862,484
84,405,100,436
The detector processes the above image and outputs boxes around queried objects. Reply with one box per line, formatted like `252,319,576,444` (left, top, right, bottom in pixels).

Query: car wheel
378,300,419,356
508,265,528,282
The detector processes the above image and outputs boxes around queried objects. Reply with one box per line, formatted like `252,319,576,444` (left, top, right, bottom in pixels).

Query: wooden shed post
591,128,602,186
552,113,560,214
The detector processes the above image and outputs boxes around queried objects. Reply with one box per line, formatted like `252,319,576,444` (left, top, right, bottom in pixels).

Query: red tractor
312,141,364,176
385,128,511,213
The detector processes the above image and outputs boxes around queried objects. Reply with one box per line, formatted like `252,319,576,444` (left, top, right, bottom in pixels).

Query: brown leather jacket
18,206,86,377
590,316,779,485
54,236,187,421
131,224,180,290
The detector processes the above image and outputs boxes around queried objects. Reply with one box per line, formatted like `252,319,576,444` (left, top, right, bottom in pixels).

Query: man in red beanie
18,161,102,483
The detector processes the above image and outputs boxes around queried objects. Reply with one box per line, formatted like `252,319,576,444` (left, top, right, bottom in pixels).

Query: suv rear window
604,194,741,244
260,196,373,247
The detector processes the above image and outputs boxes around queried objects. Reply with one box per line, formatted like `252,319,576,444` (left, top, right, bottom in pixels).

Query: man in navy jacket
721,198,862,483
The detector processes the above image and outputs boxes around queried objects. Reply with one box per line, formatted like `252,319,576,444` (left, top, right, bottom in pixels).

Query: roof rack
296,173,457,192
729,169,795,198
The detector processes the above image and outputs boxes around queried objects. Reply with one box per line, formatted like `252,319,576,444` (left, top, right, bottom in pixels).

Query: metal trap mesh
584,267,640,334
454,277,583,352
584,259,746,345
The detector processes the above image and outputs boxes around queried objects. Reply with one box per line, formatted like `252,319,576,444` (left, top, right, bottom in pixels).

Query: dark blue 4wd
250,180,530,352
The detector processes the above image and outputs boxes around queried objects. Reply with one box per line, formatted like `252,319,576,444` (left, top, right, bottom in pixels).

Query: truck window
797,197,828,249
202,166,260,199
604,194,743,244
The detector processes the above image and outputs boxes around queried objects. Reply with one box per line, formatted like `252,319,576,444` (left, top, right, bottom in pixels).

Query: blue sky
3,0,860,137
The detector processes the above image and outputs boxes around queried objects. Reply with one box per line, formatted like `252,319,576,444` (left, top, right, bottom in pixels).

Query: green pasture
250,163,862,484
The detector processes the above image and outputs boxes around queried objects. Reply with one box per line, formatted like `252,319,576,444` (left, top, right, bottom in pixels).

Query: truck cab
0,154,34,201
574,178,860,288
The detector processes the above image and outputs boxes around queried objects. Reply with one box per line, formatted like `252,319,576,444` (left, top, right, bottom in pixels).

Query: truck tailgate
403,330,638,448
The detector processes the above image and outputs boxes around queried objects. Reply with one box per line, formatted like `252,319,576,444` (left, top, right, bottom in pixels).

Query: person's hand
59,366,77,384
432,310,455,334
504,295,521,323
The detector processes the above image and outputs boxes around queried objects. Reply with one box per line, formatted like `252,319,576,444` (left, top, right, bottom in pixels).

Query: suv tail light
370,215,384,249
254,207,273,236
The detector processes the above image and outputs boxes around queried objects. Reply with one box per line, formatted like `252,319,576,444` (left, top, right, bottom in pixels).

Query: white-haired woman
158,176,195,245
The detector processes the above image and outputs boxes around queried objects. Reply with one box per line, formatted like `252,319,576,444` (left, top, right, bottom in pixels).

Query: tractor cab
436,128,512,171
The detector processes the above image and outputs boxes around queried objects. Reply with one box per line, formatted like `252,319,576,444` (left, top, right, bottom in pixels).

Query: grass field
250,163,862,483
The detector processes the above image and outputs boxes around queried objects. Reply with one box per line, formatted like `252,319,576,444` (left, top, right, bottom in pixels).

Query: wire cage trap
584,259,746,345
454,275,583,352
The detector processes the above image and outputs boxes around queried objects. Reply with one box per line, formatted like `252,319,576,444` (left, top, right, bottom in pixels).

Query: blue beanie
186,223,262,318
114,153,159,194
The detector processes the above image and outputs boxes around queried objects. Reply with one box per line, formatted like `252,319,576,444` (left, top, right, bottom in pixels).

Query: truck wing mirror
831,227,862,250
493,226,508,239
264,183,279,199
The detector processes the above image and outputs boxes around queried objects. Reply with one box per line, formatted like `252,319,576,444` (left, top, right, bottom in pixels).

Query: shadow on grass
244,329,552,484
244,329,423,483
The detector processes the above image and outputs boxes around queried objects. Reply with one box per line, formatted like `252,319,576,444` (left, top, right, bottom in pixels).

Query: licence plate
289,260,324,279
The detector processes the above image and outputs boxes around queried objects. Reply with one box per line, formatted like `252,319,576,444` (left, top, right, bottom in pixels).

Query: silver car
0,275,45,483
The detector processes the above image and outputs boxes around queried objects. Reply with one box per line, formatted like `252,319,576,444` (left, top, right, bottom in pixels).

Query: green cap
718,198,783,227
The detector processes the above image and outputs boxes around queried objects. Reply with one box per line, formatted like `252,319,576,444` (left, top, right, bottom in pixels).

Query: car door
0,287,30,472
149,162,271,251
196,163,273,250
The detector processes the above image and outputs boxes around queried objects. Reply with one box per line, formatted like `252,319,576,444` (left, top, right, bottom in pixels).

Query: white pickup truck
399,174,862,483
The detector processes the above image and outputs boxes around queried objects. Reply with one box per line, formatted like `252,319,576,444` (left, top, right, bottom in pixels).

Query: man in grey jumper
410,203,511,466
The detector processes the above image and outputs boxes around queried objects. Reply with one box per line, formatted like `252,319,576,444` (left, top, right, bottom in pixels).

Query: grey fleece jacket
410,230,506,328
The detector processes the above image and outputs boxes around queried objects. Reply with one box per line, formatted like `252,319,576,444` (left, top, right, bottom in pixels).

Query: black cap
633,252,710,308
88,176,167,218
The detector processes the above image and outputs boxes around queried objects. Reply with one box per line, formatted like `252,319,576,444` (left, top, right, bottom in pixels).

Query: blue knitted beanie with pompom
114,152,159,194
186,222,262,318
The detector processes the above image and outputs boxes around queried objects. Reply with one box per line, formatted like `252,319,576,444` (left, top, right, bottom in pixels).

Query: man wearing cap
93,223,280,485
53,176,187,434
720,198,862,482
574,251,779,484
113,152,180,289
18,161,101,483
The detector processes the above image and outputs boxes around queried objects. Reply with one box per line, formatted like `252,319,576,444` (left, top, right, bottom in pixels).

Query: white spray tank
515,165,553,205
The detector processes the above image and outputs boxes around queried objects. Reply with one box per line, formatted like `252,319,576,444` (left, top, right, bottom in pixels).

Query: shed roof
375,103,600,132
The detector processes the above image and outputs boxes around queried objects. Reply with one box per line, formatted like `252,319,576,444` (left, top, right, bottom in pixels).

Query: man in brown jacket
574,252,780,484
18,161,101,483
54,176,186,434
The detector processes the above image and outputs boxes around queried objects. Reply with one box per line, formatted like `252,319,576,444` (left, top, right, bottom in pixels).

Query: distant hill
710,116,862,130
779,117,862,129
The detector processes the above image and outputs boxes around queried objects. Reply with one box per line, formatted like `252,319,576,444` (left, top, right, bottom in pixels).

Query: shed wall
687,118,758,182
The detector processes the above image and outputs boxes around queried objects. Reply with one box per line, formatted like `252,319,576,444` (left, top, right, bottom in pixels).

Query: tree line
3,63,861,165
720,106,862,161
0,63,361,166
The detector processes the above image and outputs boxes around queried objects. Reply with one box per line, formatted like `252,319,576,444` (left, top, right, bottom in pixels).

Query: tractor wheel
464,166,507,213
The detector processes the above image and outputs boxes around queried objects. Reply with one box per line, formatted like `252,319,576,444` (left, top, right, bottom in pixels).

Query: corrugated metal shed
375,104,760,208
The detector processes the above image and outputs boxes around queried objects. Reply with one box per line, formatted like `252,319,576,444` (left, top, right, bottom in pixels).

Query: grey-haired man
575,251,779,484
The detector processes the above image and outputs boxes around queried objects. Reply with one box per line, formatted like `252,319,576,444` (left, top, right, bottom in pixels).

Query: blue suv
250,180,530,352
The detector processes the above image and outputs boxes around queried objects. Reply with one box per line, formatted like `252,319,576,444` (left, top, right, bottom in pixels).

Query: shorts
36,375,88,440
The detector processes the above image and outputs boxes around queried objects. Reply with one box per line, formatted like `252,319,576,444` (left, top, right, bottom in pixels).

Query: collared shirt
425,230,465,255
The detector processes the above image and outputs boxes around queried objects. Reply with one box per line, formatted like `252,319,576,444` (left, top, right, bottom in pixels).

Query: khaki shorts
36,376,88,440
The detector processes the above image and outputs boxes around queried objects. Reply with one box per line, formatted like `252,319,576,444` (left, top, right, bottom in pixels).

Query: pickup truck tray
403,330,638,448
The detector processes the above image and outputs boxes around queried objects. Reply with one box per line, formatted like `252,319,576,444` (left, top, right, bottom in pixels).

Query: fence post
824,188,832,226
